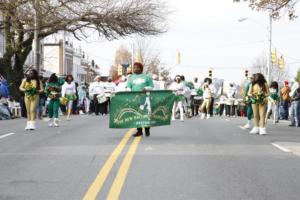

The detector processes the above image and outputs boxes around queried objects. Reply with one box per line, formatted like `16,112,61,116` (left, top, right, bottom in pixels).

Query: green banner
110,90,175,128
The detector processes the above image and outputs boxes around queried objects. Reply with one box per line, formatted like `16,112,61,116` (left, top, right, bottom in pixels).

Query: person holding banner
127,62,154,137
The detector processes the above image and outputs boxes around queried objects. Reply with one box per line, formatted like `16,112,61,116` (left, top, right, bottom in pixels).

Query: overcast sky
76,0,300,83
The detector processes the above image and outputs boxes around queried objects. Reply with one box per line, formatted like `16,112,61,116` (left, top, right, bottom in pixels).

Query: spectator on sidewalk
0,77,9,99
289,82,300,127
280,81,291,120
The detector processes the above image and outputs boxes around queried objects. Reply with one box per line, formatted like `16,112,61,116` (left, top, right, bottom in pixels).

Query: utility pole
267,10,273,83
33,0,40,73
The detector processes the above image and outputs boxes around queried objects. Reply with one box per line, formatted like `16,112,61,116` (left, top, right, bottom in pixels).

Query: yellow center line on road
106,136,142,200
82,129,135,200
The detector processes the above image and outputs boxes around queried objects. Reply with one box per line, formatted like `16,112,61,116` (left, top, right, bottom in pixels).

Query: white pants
266,102,279,122
172,101,184,120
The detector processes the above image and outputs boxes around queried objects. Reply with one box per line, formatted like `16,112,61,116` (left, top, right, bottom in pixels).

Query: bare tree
0,0,168,98
233,0,297,19
110,45,132,80
251,53,290,83
134,37,170,76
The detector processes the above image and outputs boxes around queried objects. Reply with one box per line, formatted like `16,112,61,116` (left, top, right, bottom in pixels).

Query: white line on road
272,143,292,153
0,133,16,140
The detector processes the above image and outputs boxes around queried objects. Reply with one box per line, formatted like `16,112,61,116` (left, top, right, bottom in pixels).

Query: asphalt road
1,115,300,200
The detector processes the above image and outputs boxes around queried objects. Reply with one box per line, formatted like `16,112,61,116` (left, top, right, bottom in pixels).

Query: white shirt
153,80,165,90
105,82,116,93
169,82,185,95
227,86,237,98
116,81,128,92
193,81,201,90
89,81,105,96
62,82,76,97
209,84,217,98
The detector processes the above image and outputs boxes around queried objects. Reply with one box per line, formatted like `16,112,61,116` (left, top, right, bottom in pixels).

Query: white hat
152,74,158,80
94,75,101,81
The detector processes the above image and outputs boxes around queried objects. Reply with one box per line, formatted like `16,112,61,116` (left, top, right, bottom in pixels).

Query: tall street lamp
238,12,273,83
33,0,40,73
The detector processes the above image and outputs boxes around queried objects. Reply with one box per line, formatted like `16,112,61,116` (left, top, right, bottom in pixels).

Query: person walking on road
248,73,270,135
19,69,44,130
127,62,154,137
62,75,76,121
45,73,64,127
225,82,237,117
289,82,300,127
89,76,106,116
169,75,185,122
200,82,212,119
241,77,254,129
266,81,280,124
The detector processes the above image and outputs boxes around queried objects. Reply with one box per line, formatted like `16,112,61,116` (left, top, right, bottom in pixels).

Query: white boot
259,127,267,135
243,120,251,129
171,114,175,121
54,118,59,127
249,126,259,134
30,121,36,130
49,118,54,127
180,115,184,122
25,121,30,130
200,113,205,120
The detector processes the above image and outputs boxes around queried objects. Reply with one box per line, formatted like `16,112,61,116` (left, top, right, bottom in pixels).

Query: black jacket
291,88,300,101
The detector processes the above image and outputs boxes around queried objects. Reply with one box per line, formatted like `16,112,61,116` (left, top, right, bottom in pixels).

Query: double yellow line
83,129,142,200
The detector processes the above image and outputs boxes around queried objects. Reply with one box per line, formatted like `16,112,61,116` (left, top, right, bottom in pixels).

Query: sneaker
49,119,54,127
25,121,30,130
145,130,150,137
259,127,268,135
200,114,205,120
243,123,251,129
206,114,210,119
53,118,59,127
30,121,36,130
132,132,143,137
249,127,259,134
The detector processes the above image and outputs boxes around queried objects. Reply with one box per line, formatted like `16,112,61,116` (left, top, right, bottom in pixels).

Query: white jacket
62,82,76,97
89,81,105,97
169,82,185,95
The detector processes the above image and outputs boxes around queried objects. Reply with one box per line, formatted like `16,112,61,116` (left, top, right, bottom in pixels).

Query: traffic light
271,49,277,64
245,69,248,78
117,64,123,76
279,55,285,70
208,69,212,78
176,51,181,65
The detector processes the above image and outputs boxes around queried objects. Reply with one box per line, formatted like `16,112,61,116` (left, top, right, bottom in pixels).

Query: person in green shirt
45,73,64,127
241,77,254,129
127,62,154,137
